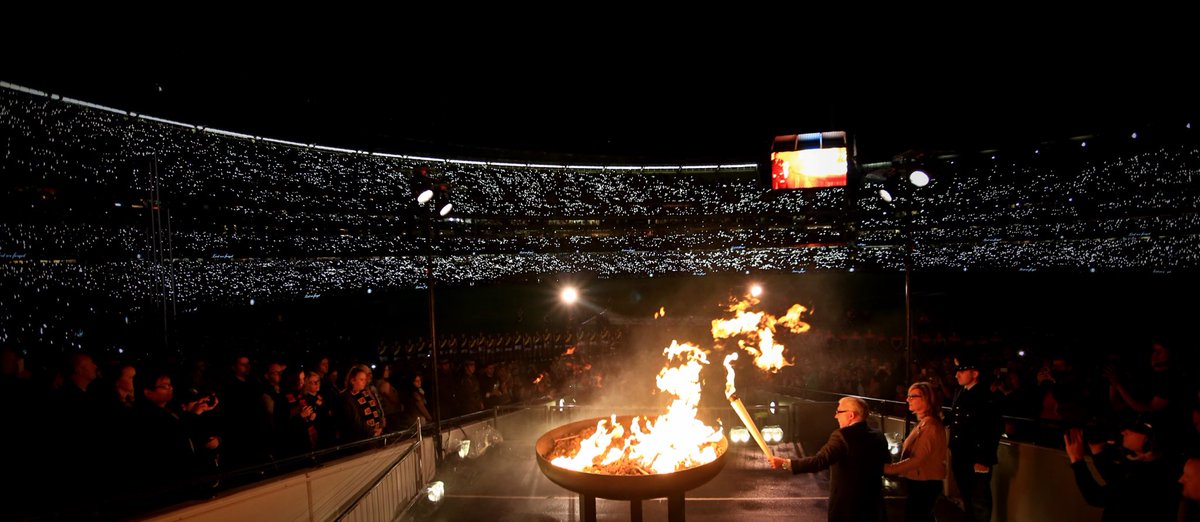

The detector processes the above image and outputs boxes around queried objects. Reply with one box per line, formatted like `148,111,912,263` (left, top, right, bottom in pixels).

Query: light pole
870,165,929,387
560,286,579,343
901,170,928,387
560,285,580,396
418,184,452,462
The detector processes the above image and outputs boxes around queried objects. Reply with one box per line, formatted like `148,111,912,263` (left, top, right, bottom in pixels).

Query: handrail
334,420,426,521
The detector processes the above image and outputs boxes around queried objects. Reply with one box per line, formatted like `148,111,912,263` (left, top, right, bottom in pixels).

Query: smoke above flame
711,296,810,372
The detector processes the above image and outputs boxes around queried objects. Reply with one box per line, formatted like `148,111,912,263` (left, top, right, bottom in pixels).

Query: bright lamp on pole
561,287,578,305
909,170,930,187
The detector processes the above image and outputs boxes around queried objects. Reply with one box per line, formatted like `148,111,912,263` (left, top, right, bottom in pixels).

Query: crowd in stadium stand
3,82,1200,517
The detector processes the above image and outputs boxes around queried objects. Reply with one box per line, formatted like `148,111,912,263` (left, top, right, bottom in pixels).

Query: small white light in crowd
1018,350,1026,357
1131,132,1138,139
458,440,470,458
371,364,377,370
439,203,453,216
114,202,122,207
909,170,929,187
769,401,777,415
1081,141,1087,148
750,284,763,298
879,189,893,203
367,288,373,294
424,481,445,503
117,348,124,354
417,189,434,205
249,298,256,306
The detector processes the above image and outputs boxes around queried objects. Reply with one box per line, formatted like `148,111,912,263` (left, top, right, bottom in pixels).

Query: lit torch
723,353,772,458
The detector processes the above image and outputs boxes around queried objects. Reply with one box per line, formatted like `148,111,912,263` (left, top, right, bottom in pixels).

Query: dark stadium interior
3,62,1200,521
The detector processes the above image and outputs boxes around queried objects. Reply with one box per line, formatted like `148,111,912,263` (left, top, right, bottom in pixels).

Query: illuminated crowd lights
5,82,1200,350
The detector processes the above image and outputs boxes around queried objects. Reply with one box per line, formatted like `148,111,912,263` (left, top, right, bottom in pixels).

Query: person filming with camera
1064,418,1180,521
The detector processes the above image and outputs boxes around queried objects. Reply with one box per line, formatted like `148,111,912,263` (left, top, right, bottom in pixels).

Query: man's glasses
835,410,849,414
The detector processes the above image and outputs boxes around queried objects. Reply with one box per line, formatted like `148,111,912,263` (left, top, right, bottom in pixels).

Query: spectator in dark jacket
768,396,890,521
1064,420,1180,521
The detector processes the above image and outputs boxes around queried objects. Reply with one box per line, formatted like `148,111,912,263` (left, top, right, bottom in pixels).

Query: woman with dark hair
398,372,434,431
884,381,947,522
374,363,404,431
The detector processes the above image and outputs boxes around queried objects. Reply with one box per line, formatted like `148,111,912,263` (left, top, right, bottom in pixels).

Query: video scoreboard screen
770,131,848,189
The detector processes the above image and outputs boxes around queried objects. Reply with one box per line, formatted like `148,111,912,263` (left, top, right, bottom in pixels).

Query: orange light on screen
771,148,847,188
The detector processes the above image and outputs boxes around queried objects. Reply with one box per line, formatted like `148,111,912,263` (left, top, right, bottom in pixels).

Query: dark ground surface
417,407,968,521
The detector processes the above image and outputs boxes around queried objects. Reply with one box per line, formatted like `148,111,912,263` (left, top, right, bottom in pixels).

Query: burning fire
722,352,739,399
654,307,666,319
549,341,724,474
723,352,773,457
711,297,809,372
546,298,809,474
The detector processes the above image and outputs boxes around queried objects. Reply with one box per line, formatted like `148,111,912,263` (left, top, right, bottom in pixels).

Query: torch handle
729,396,773,458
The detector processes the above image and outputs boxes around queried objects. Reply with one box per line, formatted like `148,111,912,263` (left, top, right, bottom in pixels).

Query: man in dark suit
769,396,890,521
948,355,1002,522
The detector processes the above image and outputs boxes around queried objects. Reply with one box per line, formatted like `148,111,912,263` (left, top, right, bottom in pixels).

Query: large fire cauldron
535,415,727,522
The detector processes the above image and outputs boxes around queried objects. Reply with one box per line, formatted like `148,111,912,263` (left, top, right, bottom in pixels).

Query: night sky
6,37,1196,165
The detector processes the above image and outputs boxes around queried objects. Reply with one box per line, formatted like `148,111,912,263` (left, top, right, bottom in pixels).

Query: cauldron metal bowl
535,415,727,501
